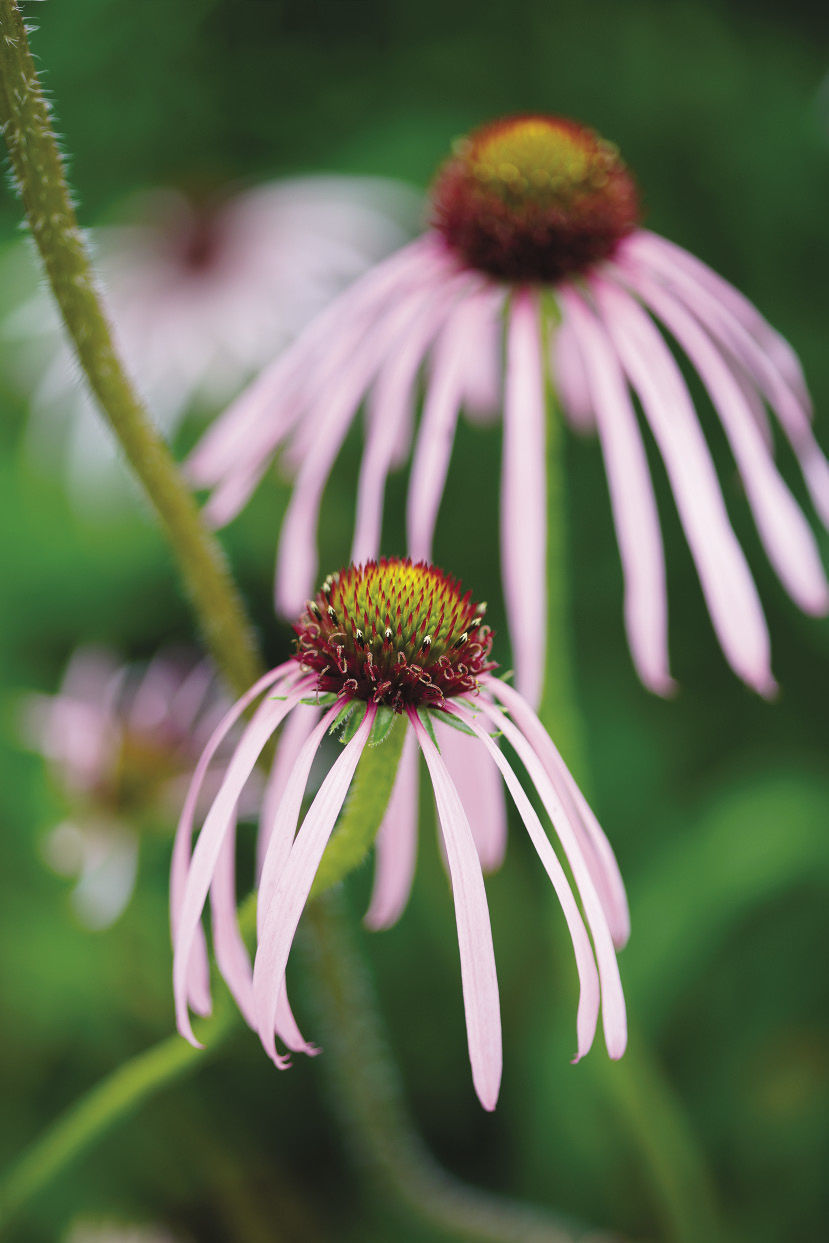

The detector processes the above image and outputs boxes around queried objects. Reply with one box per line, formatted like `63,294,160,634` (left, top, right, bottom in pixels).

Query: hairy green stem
311,714,407,898
304,893,615,1243
0,0,260,697
537,303,722,1243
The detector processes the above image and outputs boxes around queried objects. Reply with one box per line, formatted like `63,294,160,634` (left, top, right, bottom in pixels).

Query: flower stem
303,892,613,1243
0,0,260,699
0,1005,237,1229
538,303,722,1243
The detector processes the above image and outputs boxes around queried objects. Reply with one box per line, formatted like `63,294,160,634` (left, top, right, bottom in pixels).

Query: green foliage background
1,1,827,1240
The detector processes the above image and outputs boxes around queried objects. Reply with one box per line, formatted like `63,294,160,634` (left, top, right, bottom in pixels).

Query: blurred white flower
65,1221,183,1243
2,176,420,500
22,647,246,934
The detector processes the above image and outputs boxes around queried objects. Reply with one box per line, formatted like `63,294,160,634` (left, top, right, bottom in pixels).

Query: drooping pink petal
365,724,420,930
625,234,829,526
553,312,595,433
453,288,505,424
483,677,630,950
473,691,627,1060
437,718,507,873
612,273,828,615
256,702,321,880
187,237,437,492
351,278,465,563
209,806,318,1056
209,811,256,1026
173,684,305,1047
625,230,811,406
500,289,547,708
445,701,600,1061
560,289,674,695
170,663,299,1018
253,705,376,1064
410,709,502,1111
587,279,775,695
276,279,443,616
405,291,476,561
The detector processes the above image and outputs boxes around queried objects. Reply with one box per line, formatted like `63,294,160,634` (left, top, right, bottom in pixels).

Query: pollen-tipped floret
431,114,640,283
293,558,496,711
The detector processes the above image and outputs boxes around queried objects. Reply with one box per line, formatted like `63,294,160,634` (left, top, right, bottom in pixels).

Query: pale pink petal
255,701,346,944
405,293,474,561
170,662,298,1015
454,288,504,424
209,813,255,1026
351,279,463,563
500,290,547,708
187,237,437,491
365,724,420,930
625,230,810,406
624,234,829,525
253,705,376,1064
560,290,674,695
484,677,630,950
209,807,318,1056
445,701,600,1061
410,709,502,1111
276,278,440,616
553,312,595,433
473,689,627,1059
256,702,321,880
585,280,775,695
173,682,305,1047
611,274,828,615
437,718,507,873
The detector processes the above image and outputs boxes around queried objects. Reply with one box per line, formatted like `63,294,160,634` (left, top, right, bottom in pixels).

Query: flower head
189,115,829,702
2,176,419,496
295,559,495,710
171,559,628,1111
432,115,639,282
24,648,238,931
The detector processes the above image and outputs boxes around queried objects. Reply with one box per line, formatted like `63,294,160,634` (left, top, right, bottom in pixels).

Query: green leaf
340,701,368,744
369,704,398,745
300,692,339,707
417,708,440,751
429,707,477,738
329,701,356,737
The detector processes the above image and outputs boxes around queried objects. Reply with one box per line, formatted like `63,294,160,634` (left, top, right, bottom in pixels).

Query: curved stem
0,1005,237,1228
538,301,722,1243
0,0,260,698
304,893,614,1243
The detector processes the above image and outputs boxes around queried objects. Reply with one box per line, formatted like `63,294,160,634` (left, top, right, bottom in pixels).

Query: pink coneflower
3,176,418,492
24,648,241,934
171,558,628,1111
189,115,829,702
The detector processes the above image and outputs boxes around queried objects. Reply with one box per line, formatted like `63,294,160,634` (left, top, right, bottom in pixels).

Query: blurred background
1,0,828,1240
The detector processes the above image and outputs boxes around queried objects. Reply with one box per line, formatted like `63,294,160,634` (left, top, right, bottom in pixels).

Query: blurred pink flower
171,559,628,1111
24,648,240,936
189,115,829,702
2,176,419,495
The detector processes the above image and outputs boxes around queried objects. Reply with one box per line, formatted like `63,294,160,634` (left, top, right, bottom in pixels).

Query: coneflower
189,115,829,702
171,558,628,1111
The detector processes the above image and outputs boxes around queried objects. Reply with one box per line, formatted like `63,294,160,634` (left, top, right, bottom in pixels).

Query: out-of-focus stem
538,300,722,1243
304,893,614,1243
0,1006,237,1229
0,0,260,698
